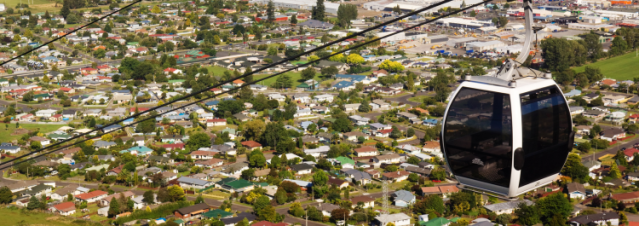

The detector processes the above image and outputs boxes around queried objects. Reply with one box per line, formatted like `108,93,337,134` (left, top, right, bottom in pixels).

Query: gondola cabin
442,76,574,197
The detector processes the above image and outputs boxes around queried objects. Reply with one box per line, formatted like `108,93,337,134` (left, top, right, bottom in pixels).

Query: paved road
580,135,639,163
39,36,102,64
2,50,246,79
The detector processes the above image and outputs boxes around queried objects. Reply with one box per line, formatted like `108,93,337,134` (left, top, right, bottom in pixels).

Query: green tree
266,0,275,23
560,153,589,182
267,47,278,56
610,162,622,179
515,202,540,225
0,186,12,204
249,150,267,168
143,190,155,204
346,54,365,64
151,5,161,13
536,193,573,225
254,195,270,215
321,66,339,78
313,170,329,186
187,132,212,150
301,67,316,81
359,99,371,112
108,197,120,216
167,185,185,202
496,214,512,225
312,0,326,22
333,116,353,133
27,196,40,210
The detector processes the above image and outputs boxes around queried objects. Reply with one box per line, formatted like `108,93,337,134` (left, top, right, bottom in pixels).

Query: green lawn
254,71,311,88
0,123,63,143
207,66,326,88
4,0,52,7
574,51,639,80
206,66,232,76
0,206,104,226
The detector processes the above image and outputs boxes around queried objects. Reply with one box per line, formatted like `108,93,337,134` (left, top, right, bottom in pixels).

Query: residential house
222,162,249,175
600,127,626,141
194,158,225,168
174,203,211,219
290,164,314,175
383,171,410,182
342,169,373,185
328,177,350,189
392,190,416,207
219,179,255,193
354,146,379,157
566,182,586,200
49,202,76,216
373,154,402,164
241,141,262,151
177,177,212,189
483,200,533,214
350,195,375,208
307,203,340,217
375,213,411,226
611,191,639,204
568,212,619,226
75,190,108,203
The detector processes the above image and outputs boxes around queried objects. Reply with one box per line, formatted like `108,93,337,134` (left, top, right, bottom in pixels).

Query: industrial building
495,44,524,54
435,18,493,30
405,32,429,42
446,37,479,47
249,0,340,14
593,9,638,19
466,40,507,52
568,23,616,31
377,31,406,43
426,35,449,44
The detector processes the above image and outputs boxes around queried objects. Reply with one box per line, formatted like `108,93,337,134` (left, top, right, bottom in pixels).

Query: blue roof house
205,100,220,110
392,190,416,207
102,124,122,133
423,119,439,127
564,89,582,98
335,74,366,82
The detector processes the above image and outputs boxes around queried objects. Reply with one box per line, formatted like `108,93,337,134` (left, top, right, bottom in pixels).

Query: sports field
573,51,639,80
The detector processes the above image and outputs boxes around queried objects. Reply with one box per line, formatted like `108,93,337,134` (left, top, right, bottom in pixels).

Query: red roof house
75,190,108,203
50,201,76,216
241,140,262,150
163,143,186,151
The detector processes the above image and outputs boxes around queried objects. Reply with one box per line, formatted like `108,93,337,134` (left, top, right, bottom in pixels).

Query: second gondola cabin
442,76,574,197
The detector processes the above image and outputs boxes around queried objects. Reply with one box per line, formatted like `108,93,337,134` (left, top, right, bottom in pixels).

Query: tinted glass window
519,86,572,187
444,88,512,187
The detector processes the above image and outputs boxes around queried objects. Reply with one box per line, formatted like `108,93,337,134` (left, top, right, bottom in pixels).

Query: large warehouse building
435,18,493,30
249,0,339,14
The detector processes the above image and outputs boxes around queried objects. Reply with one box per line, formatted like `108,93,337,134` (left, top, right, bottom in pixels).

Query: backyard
0,206,105,226
0,123,62,143
573,51,639,80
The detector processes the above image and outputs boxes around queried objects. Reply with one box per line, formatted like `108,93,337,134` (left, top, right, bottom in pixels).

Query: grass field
574,51,639,80
0,123,62,143
206,66,232,76
0,207,104,226
254,71,311,88
207,66,319,88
